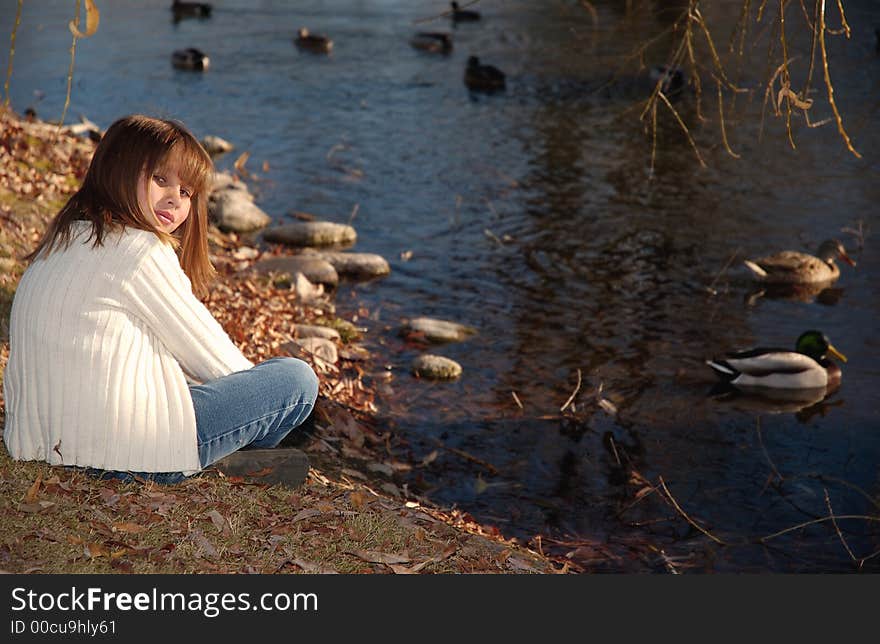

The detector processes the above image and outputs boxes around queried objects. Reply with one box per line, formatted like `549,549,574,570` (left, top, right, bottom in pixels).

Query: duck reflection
709,382,844,422
745,283,845,306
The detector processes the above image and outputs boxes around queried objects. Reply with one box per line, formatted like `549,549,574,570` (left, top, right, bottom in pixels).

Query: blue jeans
84,358,319,484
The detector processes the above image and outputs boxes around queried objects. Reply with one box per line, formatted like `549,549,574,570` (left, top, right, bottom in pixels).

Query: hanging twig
716,77,741,159
59,0,82,132
817,0,861,158
3,0,23,107
658,91,707,168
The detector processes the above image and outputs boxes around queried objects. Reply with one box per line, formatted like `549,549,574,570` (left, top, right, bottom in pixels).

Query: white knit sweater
2,221,254,473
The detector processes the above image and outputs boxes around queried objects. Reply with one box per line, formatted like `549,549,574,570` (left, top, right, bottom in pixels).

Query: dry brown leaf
191,529,219,559
83,542,108,559
18,500,55,513
23,474,42,504
348,490,369,510
291,508,322,523
348,549,410,565
233,151,250,175
112,522,147,534
390,544,456,574
69,0,100,38
206,509,231,535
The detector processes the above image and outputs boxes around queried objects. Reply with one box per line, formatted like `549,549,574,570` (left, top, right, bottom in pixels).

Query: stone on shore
294,323,342,341
208,187,271,233
202,135,234,156
412,354,462,380
263,221,357,247
283,337,338,372
402,317,477,343
252,256,339,288
317,251,390,279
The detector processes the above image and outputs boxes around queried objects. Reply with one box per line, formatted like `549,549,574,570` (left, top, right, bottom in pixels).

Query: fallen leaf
348,490,369,510
348,550,410,565
84,542,108,559
18,500,55,513
206,509,231,535
367,462,394,477
23,474,42,503
292,559,338,574
191,529,218,559
69,0,100,38
508,557,542,573
291,508,322,523
112,522,147,534
389,544,456,574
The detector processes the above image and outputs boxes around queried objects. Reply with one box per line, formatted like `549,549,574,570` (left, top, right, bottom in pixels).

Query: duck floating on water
171,1,212,18
171,48,210,71
706,330,847,390
295,28,333,54
450,2,481,22
464,56,505,92
743,239,856,285
649,64,685,97
410,32,453,54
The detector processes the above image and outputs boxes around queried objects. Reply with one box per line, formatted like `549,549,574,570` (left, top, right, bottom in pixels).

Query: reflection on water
3,0,880,571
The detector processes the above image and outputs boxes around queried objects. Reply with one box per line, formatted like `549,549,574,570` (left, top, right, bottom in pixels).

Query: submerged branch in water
658,476,729,546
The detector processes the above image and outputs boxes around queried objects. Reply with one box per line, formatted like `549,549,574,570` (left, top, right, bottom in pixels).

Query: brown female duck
743,239,856,285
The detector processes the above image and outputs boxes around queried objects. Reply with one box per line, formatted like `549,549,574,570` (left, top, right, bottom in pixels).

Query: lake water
3,0,879,572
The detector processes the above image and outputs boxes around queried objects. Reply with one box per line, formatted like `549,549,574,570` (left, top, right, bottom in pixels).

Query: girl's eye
180,187,192,198
153,174,166,185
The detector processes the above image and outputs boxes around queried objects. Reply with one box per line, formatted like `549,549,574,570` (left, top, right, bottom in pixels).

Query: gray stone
202,135,234,156
282,337,338,372
208,190,271,233
412,354,462,380
213,448,310,488
318,251,391,279
263,221,357,247
294,324,341,341
211,171,249,195
252,256,339,287
402,317,477,343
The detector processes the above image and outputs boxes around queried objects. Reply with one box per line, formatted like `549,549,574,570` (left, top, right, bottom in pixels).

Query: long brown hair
26,114,216,295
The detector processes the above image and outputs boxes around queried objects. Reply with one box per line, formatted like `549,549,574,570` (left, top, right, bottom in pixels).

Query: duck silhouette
171,1,211,18
171,48,210,71
649,64,685,97
464,56,505,92
451,2,481,22
295,28,333,54
410,32,453,54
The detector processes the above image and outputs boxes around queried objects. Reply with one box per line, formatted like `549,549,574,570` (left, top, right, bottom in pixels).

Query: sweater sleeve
121,240,254,383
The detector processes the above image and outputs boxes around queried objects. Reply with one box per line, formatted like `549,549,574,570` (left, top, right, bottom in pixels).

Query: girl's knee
270,357,319,401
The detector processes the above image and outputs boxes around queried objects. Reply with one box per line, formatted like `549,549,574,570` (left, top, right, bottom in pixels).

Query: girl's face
137,161,193,234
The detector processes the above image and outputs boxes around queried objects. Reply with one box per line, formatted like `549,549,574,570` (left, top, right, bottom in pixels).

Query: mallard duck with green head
743,239,856,285
706,330,847,389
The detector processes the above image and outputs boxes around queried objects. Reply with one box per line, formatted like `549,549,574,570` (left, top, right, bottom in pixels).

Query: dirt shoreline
0,107,574,574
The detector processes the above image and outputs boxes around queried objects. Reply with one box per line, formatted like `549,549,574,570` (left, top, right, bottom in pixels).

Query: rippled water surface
3,0,880,571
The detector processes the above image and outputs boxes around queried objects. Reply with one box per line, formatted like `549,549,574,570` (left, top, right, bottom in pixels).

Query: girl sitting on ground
3,114,318,484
